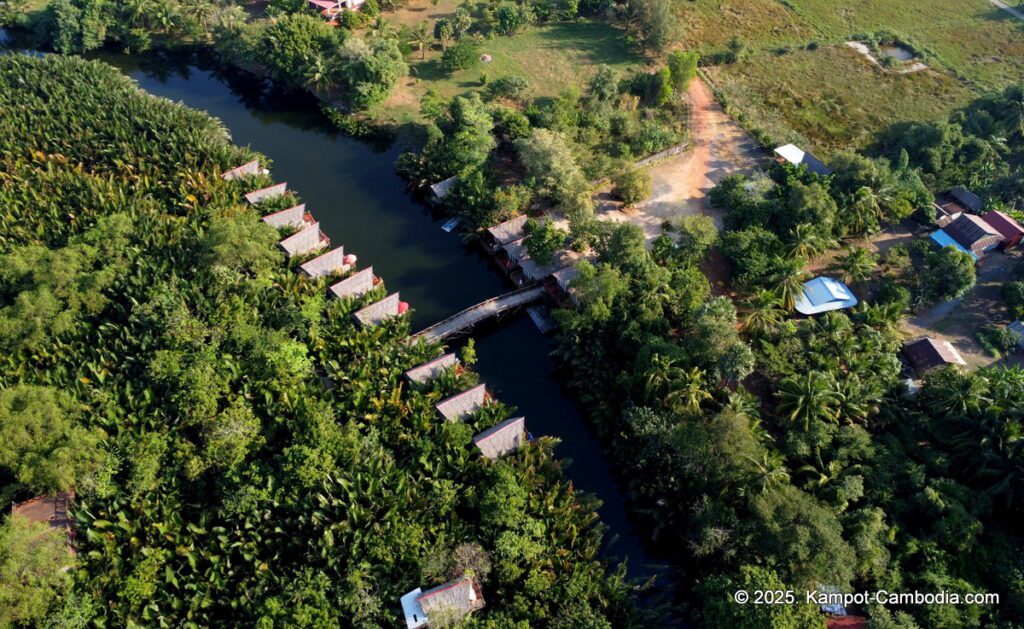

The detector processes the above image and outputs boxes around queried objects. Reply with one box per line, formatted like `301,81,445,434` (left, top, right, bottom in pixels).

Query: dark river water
3,38,667,581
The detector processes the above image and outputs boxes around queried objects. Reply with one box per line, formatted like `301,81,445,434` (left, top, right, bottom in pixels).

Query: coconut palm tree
846,186,882,237
410,21,431,60
302,54,333,95
738,288,786,336
833,246,878,290
745,450,791,494
665,366,713,416
776,372,841,431
773,259,809,311
786,223,836,261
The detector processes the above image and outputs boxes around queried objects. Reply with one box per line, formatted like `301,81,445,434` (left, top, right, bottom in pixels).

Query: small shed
950,186,984,213
262,204,308,230
244,182,287,205
773,144,832,176
279,222,328,258
404,353,459,385
430,176,458,202
352,293,408,327
942,213,1003,258
481,215,528,253
329,267,375,300
221,160,266,181
417,575,485,622
300,247,356,278
473,416,527,459
981,211,1024,249
903,337,967,374
11,491,74,536
794,277,857,315
436,383,487,422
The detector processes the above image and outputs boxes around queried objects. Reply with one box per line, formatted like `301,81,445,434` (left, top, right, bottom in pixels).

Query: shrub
441,40,478,72
612,166,652,207
487,75,530,102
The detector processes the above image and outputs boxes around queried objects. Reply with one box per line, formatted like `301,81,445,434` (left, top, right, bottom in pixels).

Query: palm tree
846,186,882,237
302,54,333,95
773,259,809,311
745,450,790,494
410,21,431,60
643,353,681,403
665,366,712,416
738,288,785,336
833,246,878,290
786,223,836,261
776,372,841,431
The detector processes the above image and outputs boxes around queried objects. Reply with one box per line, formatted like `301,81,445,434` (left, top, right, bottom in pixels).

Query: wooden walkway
410,285,546,344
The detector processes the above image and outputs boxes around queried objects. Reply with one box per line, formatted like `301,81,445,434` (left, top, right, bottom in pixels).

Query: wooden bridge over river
410,285,547,344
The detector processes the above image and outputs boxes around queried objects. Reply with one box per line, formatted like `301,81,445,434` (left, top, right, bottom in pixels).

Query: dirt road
639,78,764,231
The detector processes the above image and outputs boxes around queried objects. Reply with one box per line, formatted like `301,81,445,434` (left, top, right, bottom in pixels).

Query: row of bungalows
400,355,529,626
930,187,1024,260
502,237,579,287
480,215,579,307
233,165,413,331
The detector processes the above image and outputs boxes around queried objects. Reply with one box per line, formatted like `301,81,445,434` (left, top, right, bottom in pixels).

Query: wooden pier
410,285,547,344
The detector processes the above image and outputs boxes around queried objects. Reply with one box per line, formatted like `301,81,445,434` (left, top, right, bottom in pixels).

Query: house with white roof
794,277,858,315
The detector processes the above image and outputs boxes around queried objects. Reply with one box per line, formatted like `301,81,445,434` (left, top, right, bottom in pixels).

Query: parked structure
221,160,267,180
903,337,967,374
931,213,1002,259
473,416,527,459
545,266,580,306
329,267,376,300
404,353,459,385
982,211,1024,249
300,247,357,278
401,575,485,629
436,384,487,422
279,222,329,258
262,204,309,230
244,182,287,205
794,277,858,315
949,186,984,213
352,293,408,327
481,215,528,254
773,143,832,176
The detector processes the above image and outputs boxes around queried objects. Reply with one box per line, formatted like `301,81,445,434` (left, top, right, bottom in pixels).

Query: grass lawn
380,20,648,123
707,44,975,154
682,0,1024,153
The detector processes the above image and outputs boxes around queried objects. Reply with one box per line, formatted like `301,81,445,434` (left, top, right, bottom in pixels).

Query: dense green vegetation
0,54,646,626
547,88,1024,627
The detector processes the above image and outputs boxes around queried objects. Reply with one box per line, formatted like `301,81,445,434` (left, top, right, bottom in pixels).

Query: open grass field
382,20,648,123
707,44,976,152
682,0,1024,153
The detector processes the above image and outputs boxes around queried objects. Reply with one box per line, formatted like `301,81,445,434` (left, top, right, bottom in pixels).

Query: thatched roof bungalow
221,160,267,181
404,353,458,385
435,384,487,422
352,293,408,327
244,183,287,205
300,247,357,278
481,215,528,253
262,204,309,230
903,337,966,375
473,416,527,459
279,222,329,258
430,176,458,202
329,267,375,300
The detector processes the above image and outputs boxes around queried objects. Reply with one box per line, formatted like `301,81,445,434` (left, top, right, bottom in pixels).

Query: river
0,35,663,580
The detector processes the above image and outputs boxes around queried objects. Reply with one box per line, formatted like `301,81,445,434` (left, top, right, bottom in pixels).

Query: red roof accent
983,211,1024,240
827,616,867,629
